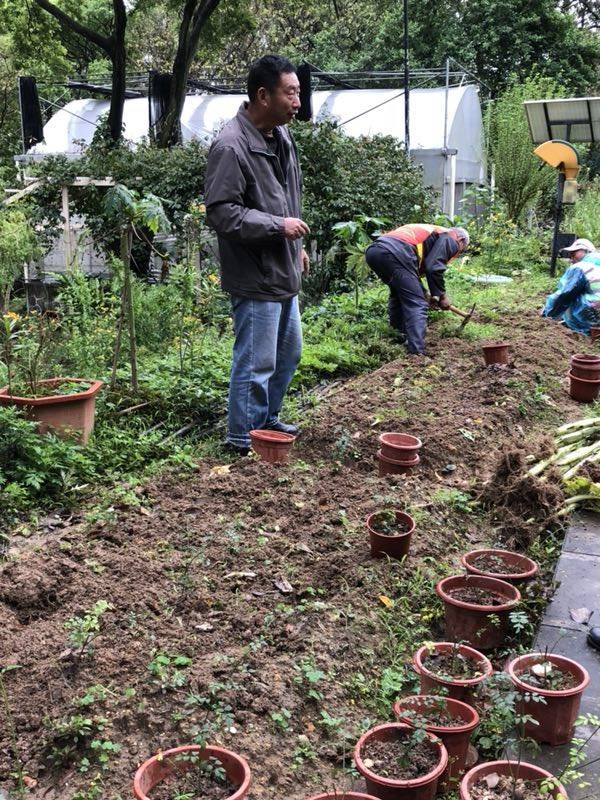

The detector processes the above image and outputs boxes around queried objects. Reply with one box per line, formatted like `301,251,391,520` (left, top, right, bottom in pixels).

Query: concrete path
530,513,600,797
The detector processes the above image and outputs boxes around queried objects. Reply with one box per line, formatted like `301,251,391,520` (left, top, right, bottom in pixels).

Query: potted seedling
412,642,493,702
393,694,479,791
461,549,538,584
507,653,590,745
133,744,251,800
435,575,521,650
354,721,448,800
366,509,415,559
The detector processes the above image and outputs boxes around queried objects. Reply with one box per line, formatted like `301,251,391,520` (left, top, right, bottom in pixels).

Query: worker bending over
365,223,469,354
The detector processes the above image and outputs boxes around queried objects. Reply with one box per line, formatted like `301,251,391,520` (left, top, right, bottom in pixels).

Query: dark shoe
224,442,250,457
264,420,299,436
587,626,600,651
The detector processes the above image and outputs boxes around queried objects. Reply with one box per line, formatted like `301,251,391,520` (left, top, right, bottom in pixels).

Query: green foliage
147,651,193,691
328,215,390,307
65,600,112,659
0,211,39,309
564,179,600,246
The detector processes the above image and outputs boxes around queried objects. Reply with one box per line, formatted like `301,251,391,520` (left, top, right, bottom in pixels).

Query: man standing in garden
365,223,470,355
205,55,310,455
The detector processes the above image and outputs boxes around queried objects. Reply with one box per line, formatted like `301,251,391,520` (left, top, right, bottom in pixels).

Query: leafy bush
0,210,39,310
564,179,600,246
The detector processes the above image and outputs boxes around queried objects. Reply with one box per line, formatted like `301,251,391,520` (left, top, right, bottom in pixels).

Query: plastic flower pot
377,451,420,476
307,794,381,800
590,326,600,343
132,744,251,800
379,432,422,462
412,643,493,703
354,722,448,800
460,760,567,800
570,353,600,380
435,575,521,650
568,370,600,403
507,653,590,746
249,429,296,463
482,342,510,365
367,509,415,559
461,549,538,585
393,695,479,791
0,378,103,445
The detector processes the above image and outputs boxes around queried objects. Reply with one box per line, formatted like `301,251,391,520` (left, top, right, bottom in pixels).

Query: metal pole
403,0,410,153
442,57,450,214
550,172,565,276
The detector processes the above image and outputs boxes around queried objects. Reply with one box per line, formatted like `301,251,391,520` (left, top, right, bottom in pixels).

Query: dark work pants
365,242,428,354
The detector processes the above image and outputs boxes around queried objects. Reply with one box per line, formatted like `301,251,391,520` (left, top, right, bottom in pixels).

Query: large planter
249,429,296,463
0,378,103,444
461,549,538,585
393,695,479,791
355,723,448,800
568,370,600,403
570,353,600,380
379,433,422,463
133,744,251,800
460,760,567,800
367,510,415,559
413,643,493,703
435,575,521,650
482,343,510,365
507,653,590,745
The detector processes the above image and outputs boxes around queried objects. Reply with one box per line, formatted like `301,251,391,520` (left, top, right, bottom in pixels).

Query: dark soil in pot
518,661,580,691
151,764,235,800
361,733,440,780
470,775,549,800
446,586,507,605
369,510,411,536
421,650,485,682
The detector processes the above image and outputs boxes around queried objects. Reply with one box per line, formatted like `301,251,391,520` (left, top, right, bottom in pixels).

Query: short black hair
247,55,296,101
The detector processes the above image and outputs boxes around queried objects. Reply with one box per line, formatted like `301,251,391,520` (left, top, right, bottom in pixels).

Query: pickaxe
448,302,476,331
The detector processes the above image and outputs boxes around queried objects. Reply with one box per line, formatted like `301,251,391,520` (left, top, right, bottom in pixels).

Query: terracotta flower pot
507,653,590,745
249,429,296,463
132,744,251,800
393,695,479,791
460,760,567,800
307,794,381,800
377,451,420,476
354,722,448,800
590,326,600,343
412,643,493,703
379,432,422,462
482,343,510,365
570,353,600,380
0,378,103,444
568,370,600,403
461,549,538,584
367,509,415,559
435,575,521,650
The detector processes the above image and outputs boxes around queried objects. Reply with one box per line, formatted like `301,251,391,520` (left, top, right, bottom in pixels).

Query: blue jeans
227,295,302,448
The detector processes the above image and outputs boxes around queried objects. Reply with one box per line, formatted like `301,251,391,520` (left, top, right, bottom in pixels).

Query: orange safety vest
383,224,461,269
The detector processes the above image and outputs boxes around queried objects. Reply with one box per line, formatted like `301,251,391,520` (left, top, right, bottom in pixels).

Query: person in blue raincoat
542,239,600,335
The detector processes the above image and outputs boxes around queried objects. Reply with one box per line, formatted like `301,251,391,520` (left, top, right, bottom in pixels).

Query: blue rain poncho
542,252,600,335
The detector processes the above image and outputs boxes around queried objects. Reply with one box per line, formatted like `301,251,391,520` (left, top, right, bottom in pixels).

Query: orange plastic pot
0,378,103,444
570,353,600,380
393,695,479,791
435,575,521,650
412,643,493,703
482,342,510,365
507,653,590,745
568,370,600,403
132,744,251,800
307,794,381,800
461,549,538,584
354,723,448,800
249,429,296,463
367,510,415,559
460,760,567,800
377,451,420,476
379,432,422,462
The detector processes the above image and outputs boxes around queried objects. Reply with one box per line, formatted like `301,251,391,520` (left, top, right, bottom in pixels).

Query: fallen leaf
379,594,394,609
484,773,500,789
210,464,231,476
195,622,214,632
224,571,257,580
570,607,592,625
274,576,293,594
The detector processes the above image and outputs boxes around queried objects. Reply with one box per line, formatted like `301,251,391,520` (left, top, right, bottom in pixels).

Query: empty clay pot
367,509,415,559
377,450,420,476
507,653,590,746
249,429,295,463
412,642,493,703
133,744,251,800
461,548,538,584
482,342,510,365
460,760,568,800
571,353,600,380
379,432,422,462
435,575,521,650
568,370,600,403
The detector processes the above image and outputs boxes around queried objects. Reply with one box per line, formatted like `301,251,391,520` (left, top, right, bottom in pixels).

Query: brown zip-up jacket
204,103,303,301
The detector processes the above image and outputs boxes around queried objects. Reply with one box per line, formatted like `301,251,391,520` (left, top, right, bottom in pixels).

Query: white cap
562,238,595,254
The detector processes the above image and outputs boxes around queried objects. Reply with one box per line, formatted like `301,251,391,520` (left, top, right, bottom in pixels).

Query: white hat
562,238,595,254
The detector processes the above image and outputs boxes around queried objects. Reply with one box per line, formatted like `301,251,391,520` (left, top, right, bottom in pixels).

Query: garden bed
0,297,589,799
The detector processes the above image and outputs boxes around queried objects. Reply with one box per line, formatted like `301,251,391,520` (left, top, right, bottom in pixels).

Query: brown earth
0,308,590,800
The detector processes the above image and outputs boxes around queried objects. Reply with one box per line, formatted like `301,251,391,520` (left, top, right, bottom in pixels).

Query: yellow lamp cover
534,140,580,180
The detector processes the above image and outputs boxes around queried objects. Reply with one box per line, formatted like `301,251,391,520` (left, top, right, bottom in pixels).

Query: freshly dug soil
518,664,580,690
446,586,507,605
151,765,235,800
370,513,410,536
361,733,439,780
422,650,484,680
470,775,549,800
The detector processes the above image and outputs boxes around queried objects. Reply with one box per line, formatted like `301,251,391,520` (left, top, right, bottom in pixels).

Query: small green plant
328,215,390,307
64,600,112,662
147,651,192,691
271,708,292,731
293,659,326,702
